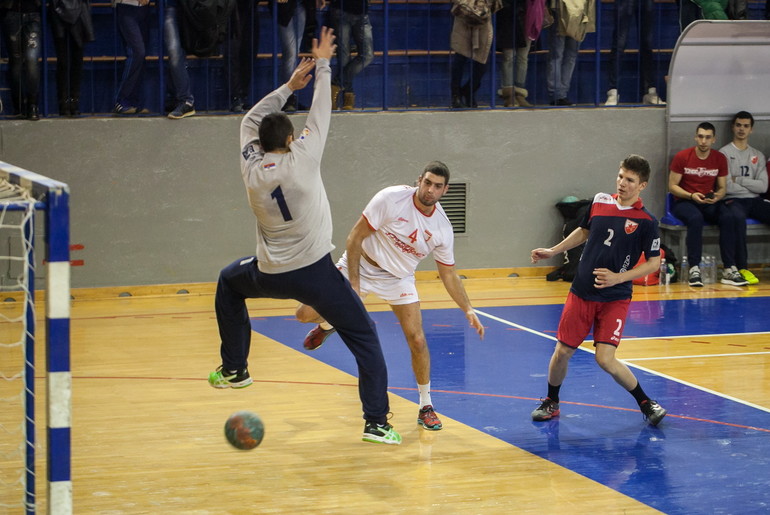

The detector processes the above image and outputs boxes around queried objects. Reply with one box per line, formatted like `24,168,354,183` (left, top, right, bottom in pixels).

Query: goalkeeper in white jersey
208,27,401,446
296,161,485,431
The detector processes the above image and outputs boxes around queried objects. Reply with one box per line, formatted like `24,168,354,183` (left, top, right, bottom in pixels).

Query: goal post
0,161,71,515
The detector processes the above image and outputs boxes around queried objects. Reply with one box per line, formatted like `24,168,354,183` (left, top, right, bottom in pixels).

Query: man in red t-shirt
668,122,744,287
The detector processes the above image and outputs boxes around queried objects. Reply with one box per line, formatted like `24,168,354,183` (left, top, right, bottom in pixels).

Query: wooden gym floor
3,268,770,513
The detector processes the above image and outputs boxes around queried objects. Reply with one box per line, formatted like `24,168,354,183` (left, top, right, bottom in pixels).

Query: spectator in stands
48,0,94,116
164,0,196,119
668,122,746,287
277,0,315,112
604,0,665,106
114,0,151,115
719,111,770,285
326,0,373,110
1,0,42,120
497,0,534,107
226,0,260,112
449,0,499,108
546,0,594,106
679,0,728,31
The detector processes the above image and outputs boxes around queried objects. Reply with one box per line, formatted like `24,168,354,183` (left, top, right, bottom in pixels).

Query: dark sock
629,382,649,406
547,383,561,403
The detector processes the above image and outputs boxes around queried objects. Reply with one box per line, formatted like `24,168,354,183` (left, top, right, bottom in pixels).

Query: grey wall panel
1,108,671,287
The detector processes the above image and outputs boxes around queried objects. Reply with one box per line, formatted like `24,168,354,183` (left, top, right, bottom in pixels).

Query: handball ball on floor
224,411,265,450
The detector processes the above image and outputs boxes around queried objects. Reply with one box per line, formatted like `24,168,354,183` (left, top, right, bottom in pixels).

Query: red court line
64,375,770,434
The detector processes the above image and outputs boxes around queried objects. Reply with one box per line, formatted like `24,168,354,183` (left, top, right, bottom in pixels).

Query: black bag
178,0,235,57
546,199,591,282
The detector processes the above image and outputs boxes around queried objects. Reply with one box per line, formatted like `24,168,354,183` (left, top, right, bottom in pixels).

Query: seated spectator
668,122,745,287
326,0,373,110
1,0,42,120
719,111,770,285
114,0,151,115
49,0,95,116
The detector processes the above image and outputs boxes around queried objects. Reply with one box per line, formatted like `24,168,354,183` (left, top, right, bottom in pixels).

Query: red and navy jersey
570,193,661,302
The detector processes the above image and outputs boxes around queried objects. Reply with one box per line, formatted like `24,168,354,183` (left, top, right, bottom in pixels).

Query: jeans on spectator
52,33,85,107
672,199,739,268
225,0,259,102
547,19,579,100
116,3,151,108
724,197,770,269
0,10,42,114
329,9,373,93
608,0,655,93
164,5,193,104
279,2,306,83
501,41,531,89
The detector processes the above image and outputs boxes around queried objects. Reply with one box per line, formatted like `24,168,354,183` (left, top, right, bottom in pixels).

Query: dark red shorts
556,292,632,348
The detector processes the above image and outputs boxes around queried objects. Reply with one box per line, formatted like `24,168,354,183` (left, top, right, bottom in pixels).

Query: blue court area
251,297,770,514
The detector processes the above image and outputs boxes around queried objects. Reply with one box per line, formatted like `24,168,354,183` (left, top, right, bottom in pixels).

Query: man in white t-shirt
296,161,485,431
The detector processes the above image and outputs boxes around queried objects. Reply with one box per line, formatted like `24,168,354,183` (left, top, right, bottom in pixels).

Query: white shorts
337,252,419,306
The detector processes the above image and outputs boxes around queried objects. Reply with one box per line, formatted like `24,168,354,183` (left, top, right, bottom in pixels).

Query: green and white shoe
208,366,253,389
362,421,402,445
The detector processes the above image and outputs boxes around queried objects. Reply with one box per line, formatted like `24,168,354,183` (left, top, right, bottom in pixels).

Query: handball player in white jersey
296,161,485,431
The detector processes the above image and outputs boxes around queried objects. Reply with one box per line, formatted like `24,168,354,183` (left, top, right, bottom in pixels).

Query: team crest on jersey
424,229,433,242
299,128,310,140
752,155,759,165
624,219,639,234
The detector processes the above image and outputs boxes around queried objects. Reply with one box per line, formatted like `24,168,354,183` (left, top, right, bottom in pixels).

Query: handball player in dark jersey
530,154,667,426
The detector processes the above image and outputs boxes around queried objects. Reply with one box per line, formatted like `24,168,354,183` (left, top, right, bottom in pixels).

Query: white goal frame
0,161,71,515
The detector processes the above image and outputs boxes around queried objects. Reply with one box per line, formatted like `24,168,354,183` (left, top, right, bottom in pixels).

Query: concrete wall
0,107,682,288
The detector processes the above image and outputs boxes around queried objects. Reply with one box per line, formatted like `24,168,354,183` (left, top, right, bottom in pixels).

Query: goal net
0,162,70,515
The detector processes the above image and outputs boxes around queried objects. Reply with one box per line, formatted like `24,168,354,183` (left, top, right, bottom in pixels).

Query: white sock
418,383,432,408
319,321,333,331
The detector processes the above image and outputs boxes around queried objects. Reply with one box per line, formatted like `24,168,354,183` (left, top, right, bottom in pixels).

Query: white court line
474,308,770,414
627,351,770,361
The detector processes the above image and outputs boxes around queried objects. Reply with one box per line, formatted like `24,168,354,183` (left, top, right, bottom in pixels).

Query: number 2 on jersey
271,186,293,222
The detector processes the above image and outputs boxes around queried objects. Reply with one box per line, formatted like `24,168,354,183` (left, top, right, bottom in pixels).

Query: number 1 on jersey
271,186,293,222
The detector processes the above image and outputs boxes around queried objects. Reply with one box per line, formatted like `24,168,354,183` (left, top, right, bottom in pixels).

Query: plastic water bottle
659,258,669,286
709,255,718,284
680,255,689,283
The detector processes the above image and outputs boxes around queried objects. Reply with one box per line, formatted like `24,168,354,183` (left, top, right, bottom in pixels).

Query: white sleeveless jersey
361,185,455,279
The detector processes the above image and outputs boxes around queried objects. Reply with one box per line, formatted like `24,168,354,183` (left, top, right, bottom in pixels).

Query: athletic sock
418,383,432,407
319,321,333,331
547,383,561,403
628,382,649,406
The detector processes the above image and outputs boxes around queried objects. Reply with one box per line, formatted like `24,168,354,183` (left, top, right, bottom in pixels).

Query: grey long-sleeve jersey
239,58,334,274
720,142,769,199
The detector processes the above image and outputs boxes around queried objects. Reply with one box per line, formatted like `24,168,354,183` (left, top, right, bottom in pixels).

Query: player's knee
406,333,428,353
295,304,315,323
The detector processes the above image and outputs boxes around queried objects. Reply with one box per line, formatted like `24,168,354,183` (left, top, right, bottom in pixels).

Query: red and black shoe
303,325,337,351
417,405,443,430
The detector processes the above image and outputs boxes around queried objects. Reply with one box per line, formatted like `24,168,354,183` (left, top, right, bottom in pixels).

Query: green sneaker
362,421,402,445
208,366,253,389
739,269,759,285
